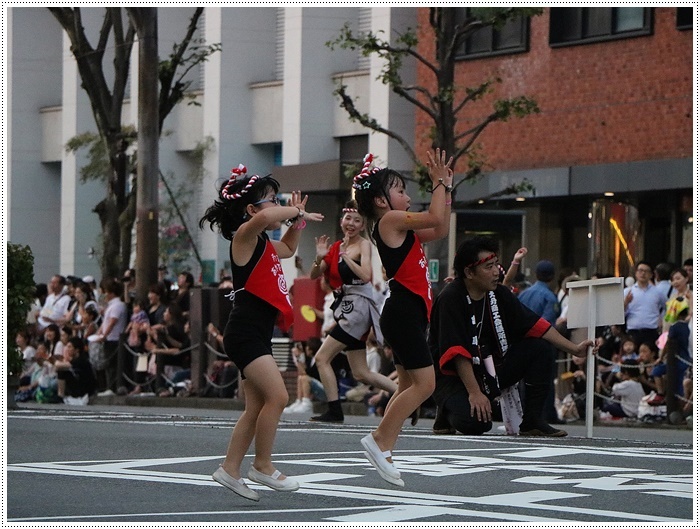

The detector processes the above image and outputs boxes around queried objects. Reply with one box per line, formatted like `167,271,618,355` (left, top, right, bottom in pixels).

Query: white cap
82,275,95,284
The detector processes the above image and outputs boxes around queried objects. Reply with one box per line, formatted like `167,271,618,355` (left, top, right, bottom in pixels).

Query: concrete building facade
8,6,416,285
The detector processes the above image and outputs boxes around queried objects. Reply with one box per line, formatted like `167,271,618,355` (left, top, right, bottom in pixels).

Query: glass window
615,7,646,32
550,7,652,47
459,9,530,59
677,7,693,30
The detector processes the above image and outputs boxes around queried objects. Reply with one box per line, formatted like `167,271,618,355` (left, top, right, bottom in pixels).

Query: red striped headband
221,164,261,200
342,208,358,214
467,253,498,268
352,153,381,190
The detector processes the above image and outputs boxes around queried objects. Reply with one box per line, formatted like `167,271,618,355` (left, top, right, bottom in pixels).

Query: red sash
244,239,294,329
393,233,433,318
322,241,344,290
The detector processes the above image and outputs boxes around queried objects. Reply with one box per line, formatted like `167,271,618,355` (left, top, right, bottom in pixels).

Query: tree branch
335,84,420,168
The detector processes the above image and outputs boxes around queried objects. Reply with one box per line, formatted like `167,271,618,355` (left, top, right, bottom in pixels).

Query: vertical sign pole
585,284,597,438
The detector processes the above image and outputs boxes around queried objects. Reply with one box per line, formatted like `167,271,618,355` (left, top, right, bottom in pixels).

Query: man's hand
572,339,596,358
469,391,492,422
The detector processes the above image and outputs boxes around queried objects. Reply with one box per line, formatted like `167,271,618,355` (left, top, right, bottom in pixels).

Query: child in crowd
352,148,453,486
81,305,100,341
600,361,645,419
15,344,49,403
637,341,659,394
200,163,323,501
34,343,59,403
126,298,151,350
126,298,152,396
308,200,397,423
620,337,639,362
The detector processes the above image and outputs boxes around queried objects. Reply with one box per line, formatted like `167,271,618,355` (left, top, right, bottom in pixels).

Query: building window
273,143,282,166
677,7,692,30
549,7,652,47
458,9,529,59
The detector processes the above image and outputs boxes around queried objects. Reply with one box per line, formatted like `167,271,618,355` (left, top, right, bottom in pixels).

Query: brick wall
415,8,693,173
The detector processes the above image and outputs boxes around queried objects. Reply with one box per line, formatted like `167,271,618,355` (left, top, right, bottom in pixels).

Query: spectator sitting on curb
599,361,645,420
55,336,97,405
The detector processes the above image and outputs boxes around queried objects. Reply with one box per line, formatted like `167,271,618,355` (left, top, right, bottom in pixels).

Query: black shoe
519,420,567,437
410,408,419,426
432,406,456,435
309,410,344,423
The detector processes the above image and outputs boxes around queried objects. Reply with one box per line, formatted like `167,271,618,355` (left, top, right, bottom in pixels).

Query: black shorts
329,324,366,351
222,321,275,380
223,298,277,379
380,292,431,370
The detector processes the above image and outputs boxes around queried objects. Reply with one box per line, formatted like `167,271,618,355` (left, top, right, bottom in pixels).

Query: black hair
354,168,406,224
100,277,122,296
654,262,674,281
179,271,195,288
453,236,500,280
84,305,99,320
635,260,653,272
620,361,639,378
639,341,659,356
148,282,167,300
671,267,689,280
34,283,48,300
306,336,322,354
67,336,85,354
199,174,280,240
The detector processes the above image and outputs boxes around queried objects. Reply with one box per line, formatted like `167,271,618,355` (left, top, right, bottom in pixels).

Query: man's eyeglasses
253,196,281,206
636,267,653,274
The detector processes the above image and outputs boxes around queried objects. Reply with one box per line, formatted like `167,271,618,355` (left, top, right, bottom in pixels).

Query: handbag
88,338,107,370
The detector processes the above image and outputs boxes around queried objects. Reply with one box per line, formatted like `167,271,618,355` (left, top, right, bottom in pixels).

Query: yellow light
689,216,694,223
478,199,485,204
604,192,615,197
587,232,592,239
588,212,593,219
609,218,635,269
515,197,526,202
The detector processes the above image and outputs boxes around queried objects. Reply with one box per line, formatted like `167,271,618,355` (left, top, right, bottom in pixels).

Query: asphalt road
6,404,694,523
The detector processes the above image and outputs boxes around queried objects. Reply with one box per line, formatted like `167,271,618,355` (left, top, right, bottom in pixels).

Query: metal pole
585,284,596,438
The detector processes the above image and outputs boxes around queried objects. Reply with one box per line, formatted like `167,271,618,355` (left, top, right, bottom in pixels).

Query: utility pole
129,7,160,301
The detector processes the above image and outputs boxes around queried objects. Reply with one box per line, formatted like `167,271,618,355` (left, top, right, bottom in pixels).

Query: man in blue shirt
519,260,562,424
519,260,560,325
624,261,666,347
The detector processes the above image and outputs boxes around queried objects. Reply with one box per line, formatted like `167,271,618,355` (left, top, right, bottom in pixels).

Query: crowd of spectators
14,268,197,404
14,256,693,429
557,258,693,424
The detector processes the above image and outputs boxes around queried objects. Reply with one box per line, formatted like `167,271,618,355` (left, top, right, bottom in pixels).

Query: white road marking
7,447,692,523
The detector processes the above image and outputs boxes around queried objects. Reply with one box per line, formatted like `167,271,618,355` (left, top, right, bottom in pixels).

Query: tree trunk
132,8,160,301
94,197,121,280
118,188,137,273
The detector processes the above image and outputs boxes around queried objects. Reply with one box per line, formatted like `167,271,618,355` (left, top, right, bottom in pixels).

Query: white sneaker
97,389,115,397
283,400,302,414
295,398,313,413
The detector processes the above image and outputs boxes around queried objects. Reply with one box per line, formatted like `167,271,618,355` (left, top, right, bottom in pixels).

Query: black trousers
443,338,554,435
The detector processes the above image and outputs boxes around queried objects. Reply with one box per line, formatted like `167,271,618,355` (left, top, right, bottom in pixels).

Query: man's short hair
535,260,556,282
654,262,674,281
453,236,499,280
100,277,121,296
